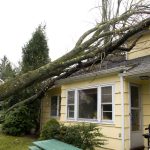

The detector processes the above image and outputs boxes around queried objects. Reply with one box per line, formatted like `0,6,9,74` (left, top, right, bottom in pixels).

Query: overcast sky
0,0,100,66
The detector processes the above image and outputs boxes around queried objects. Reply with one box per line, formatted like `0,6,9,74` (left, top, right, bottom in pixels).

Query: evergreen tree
2,25,50,135
21,25,50,133
22,25,50,73
0,56,16,81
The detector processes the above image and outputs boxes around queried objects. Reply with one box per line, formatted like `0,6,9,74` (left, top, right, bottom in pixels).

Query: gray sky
0,0,99,66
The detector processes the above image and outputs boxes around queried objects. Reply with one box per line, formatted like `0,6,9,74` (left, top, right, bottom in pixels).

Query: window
67,85,114,123
78,88,97,119
101,86,113,121
67,91,75,119
51,96,60,117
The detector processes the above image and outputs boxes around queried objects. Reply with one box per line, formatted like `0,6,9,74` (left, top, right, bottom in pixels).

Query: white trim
101,85,114,122
97,86,101,122
58,67,124,84
74,85,99,91
66,90,76,120
57,96,60,116
120,75,125,150
112,85,115,123
75,89,78,121
66,84,115,124
66,91,68,121
66,119,114,125
128,82,131,149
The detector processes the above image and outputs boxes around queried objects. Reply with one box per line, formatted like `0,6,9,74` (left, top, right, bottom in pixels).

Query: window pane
103,112,112,120
101,86,112,103
51,96,58,116
131,109,140,131
68,91,75,104
68,105,74,118
102,95,112,103
78,88,97,119
102,104,112,111
102,86,112,94
68,111,74,118
131,86,139,107
58,96,61,116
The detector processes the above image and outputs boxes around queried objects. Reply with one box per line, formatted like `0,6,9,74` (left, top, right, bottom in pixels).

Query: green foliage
40,119,60,140
0,56,16,81
2,105,35,136
22,25,50,73
40,119,105,150
19,24,50,133
3,25,50,136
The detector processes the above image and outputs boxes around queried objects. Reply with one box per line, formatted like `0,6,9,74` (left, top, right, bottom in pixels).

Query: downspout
120,74,125,150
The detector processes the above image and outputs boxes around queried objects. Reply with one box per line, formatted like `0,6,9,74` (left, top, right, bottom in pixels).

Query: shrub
40,120,105,150
60,123,105,150
2,105,35,136
58,124,83,148
40,119,60,140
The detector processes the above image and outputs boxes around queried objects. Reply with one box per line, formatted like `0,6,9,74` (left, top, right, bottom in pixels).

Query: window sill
66,119,114,125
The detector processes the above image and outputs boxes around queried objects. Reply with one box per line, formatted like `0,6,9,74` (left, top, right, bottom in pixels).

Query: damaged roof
58,55,150,84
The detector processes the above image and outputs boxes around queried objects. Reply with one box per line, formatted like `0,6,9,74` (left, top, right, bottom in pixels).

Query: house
40,32,150,150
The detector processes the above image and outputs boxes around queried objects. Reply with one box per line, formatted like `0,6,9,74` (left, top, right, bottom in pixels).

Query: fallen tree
0,1,150,101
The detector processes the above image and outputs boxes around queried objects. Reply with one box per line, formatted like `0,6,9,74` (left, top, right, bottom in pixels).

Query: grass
0,133,35,150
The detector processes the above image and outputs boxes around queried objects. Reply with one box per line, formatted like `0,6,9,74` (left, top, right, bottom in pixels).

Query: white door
130,85,144,149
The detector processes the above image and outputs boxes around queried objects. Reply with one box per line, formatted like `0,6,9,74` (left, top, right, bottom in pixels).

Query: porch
124,73,150,149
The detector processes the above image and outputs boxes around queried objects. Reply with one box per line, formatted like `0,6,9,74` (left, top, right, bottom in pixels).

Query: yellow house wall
41,75,135,150
60,75,125,150
127,33,150,60
40,87,61,129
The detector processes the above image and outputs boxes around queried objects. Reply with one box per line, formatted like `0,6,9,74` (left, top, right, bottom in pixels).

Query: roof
58,55,150,84
124,55,150,76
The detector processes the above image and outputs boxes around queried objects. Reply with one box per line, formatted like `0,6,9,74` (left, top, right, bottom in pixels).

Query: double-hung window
67,85,114,123
101,86,113,121
67,91,75,119
51,96,60,117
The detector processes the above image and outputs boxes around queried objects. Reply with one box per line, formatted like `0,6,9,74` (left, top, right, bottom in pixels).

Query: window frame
67,90,76,120
77,86,98,121
50,95,60,117
100,85,114,123
66,84,115,124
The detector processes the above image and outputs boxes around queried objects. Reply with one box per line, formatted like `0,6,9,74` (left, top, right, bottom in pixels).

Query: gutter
120,74,125,150
57,66,125,84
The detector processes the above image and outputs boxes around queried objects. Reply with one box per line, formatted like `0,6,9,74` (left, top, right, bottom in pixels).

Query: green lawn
0,133,35,150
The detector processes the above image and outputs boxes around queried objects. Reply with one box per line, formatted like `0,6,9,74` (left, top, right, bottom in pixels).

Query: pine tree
21,25,50,133
22,25,50,73
2,25,50,135
0,56,16,81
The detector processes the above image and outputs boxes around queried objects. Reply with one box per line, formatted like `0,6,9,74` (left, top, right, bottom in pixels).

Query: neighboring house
41,32,150,150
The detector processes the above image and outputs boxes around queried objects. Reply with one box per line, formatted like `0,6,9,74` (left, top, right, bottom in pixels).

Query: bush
2,105,35,136
40,119,60,140
40,120,105,150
